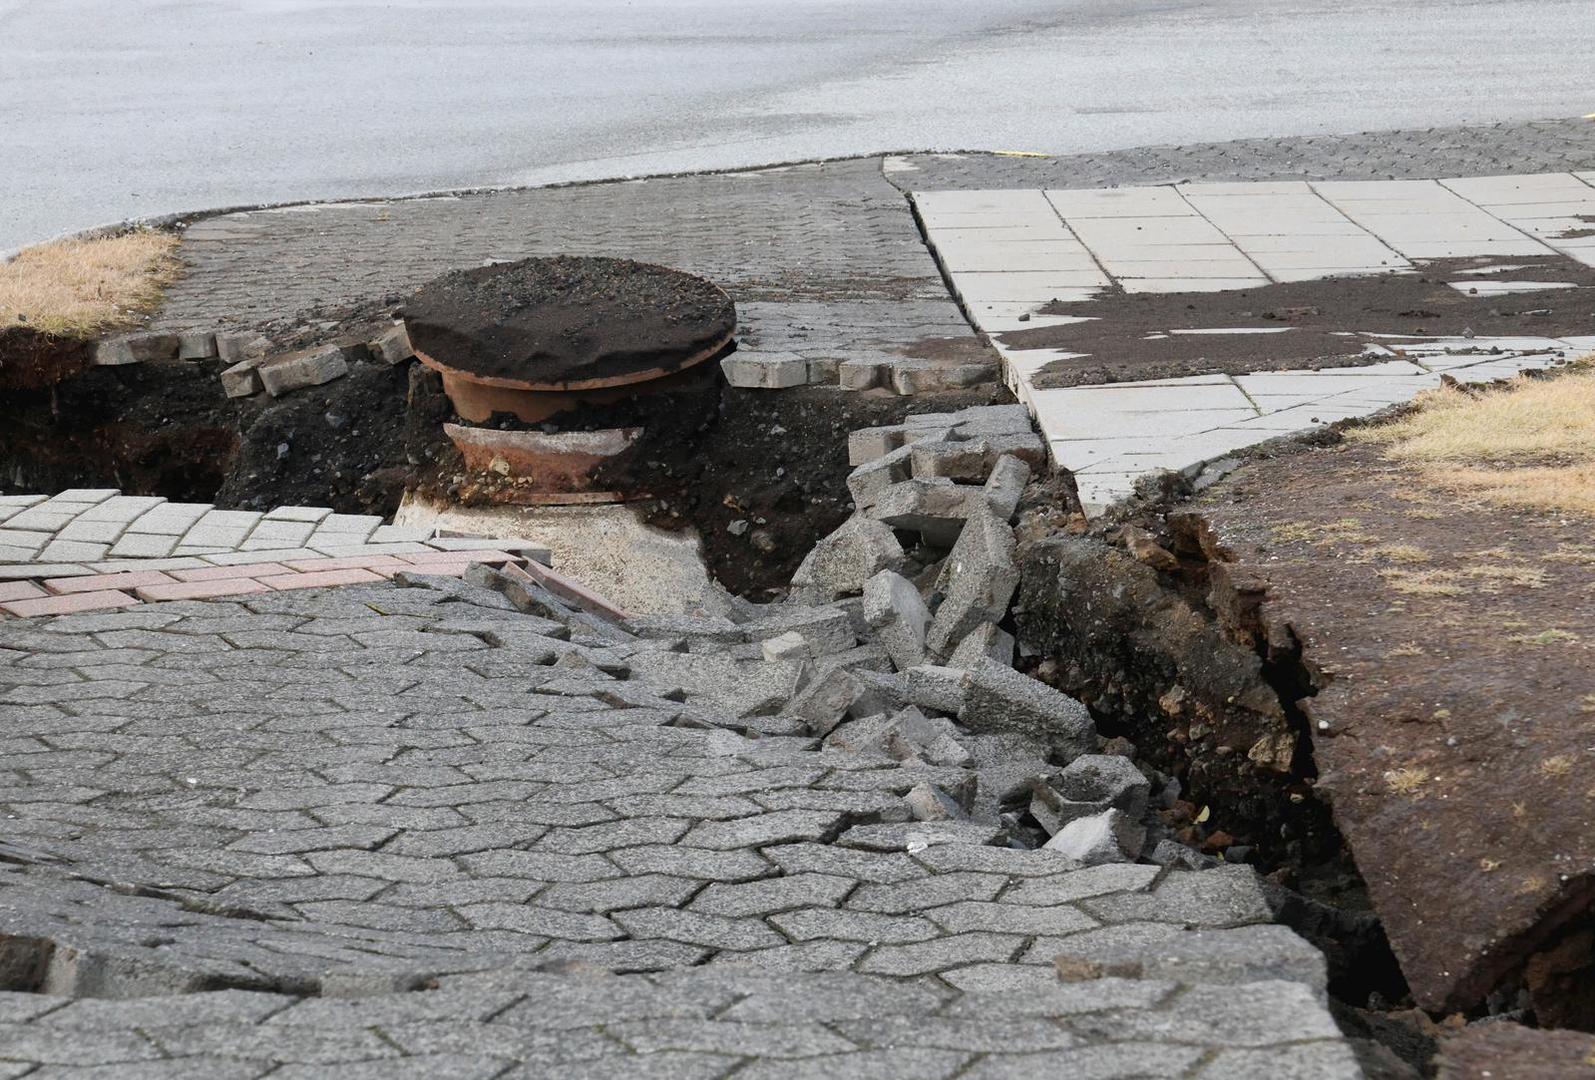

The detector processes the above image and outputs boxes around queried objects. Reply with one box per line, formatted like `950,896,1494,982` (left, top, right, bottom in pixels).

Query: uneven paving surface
0,577,1354,1075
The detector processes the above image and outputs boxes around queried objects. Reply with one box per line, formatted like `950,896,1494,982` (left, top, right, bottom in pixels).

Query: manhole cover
405,255,735,422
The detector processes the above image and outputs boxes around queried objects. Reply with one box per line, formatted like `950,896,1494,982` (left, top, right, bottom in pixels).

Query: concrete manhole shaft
405,255,736,423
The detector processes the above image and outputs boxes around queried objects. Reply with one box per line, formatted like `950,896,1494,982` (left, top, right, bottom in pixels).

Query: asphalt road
2,0,1592,251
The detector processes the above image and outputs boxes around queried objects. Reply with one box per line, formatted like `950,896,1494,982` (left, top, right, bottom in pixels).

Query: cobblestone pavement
0,576,1355,1075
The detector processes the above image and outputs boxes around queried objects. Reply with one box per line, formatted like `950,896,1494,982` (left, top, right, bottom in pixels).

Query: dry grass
0,231,181,337
1352,368,1595,517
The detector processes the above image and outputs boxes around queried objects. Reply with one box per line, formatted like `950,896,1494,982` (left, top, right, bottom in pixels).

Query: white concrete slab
1440,173,1595,205
1044,186,1195,218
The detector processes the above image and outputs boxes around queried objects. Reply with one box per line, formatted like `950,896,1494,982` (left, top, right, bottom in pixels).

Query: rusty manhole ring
405,255,735,422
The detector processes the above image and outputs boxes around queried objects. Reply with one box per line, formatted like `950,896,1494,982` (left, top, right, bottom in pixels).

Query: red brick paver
169,563,292,582
256,568,384,591
282,555,408,574
135,578,272,602
1,590,139,617
45,570,178,595
0,581,46,603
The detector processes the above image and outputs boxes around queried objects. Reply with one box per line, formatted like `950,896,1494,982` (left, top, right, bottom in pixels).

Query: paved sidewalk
0,577,1355,1076
913,174,1595,511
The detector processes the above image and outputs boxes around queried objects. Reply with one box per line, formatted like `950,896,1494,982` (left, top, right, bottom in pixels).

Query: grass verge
0,230,182,337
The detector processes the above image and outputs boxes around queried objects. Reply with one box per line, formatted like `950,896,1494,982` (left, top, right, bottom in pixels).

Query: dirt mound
0,326,91,391
404,256,736,385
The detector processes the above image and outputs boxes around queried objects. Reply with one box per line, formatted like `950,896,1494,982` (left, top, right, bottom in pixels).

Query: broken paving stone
982,454,1031,523
890,358,954,395
1056,754,1151,820
221,358,265,398
1043,809,1143,865
93,331,179,366
870,478,974,548
910,439,992,482
721,352,809,389
958,659,1094,762
1028,782,1104,839
782,665,868,737
742,606,856,657
946,622,1015,669
904,782,969,822
846,444,914,510
789,516,906,602
837,358,889,390
216,331,272,363
904,665,967,715
925,501,1019,662
258,344,349,397
760,631,811,662
862,570,930,672
371,322,415,365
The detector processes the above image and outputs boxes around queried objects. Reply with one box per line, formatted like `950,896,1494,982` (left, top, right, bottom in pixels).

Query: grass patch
1351,368,1595,517
0,230,182,337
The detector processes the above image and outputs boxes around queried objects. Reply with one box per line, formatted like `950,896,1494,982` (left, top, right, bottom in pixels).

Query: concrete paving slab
1440,171,1595,204
1044,186,1196,218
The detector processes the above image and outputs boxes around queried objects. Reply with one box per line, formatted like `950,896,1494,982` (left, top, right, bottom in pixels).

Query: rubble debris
789,516,906,602
862,569,931,671
925,501,1019,661
1044,808,1144,865
958,659,1095,762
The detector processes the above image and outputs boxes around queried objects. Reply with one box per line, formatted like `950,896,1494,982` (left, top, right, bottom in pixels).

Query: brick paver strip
0,588,139,617
43,569,178,594
132,577,273,601
0,580,46,602
169,562,294,581
257,567,385,590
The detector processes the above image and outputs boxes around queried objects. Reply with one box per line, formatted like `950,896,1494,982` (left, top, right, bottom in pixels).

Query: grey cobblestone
0,576,1357,1075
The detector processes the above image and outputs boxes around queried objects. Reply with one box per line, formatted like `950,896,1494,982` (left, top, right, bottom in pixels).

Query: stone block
258,345,349,397
216,332,272,363
721,352,808,389
782,665,867,736
925,502,1019,660
806,356,841,384
220,359,264,398
371,322,415,365
947,404,1034,439
846,444,913,510
958,659,1095,762
946,621,1015,668
742,606,856,656
837,359,888,391
904,782,967,821
983,454,1031,522
93,332,179,366
848,426,901,466
861,569,930,672
176,331,217,359
904,665,968,715
981,431,1048,470
789,516,906,601
1042,808,1142,865
890,359,949,395
1056,754,1151,819
760,630,811,661
1028,783,1102,837
870,478,974,548
910,439,991,482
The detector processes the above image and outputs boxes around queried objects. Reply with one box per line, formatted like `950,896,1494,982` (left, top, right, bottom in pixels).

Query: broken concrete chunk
946,622,1015,669
870,478,974,548
823,712,895,757
789,516,906,601
958,659,1095,762
852,669,909,718
925,502,1019,661
1150,839,1221,871
982,454,1031,523
1057,754,1151,820
1043,808,1143,865
1029,782,1104,838
371,322,416,365
624,613,743,645
862,569,930,672
258,344,349,397
846,444,914,511
216,332,272,363
904,664,968,715
93,331,180,366
176,330,217,359
220,358,265,398
721,352,809,389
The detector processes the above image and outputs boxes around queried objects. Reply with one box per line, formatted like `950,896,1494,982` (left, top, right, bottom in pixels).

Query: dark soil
1189,425,1595,1020
998,256,1595,387
0,327,91,392
428,379,1010,599
0,323,439,515
403,256,736,385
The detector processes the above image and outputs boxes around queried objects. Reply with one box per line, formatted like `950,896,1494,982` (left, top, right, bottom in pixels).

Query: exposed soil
404,256,736,385
996,256,1595,387
0,327,91,393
